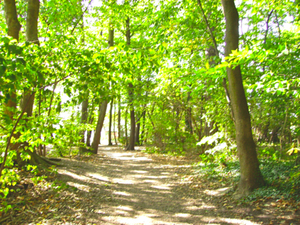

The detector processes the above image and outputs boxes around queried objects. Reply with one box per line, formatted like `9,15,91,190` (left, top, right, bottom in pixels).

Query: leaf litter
1,146,299,225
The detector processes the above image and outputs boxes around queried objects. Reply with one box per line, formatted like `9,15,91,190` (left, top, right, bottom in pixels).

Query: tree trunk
22,0,40,117
140,110,146,145
79,98,89,153
26,0,40,44
118,97,121,143
86,100,95,147
113,100,117,145
125,107,128,146
126,105,135,150
221,0,265,197
91,100,108,154
3,0,20,118
4,0,21,41
135,115,141,146
125,17,135,150
108,99,113,145
185,92,193,134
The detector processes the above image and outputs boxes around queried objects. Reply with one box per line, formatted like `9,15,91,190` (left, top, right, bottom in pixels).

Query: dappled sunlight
112,178,137,184
131,170,148,174
59,170,92,182
67,181,91,192
204,187,233,196
88,173,110,182
104,151,152,161
151,185,172,190
112,191,132,196
143,179,157,183
175,213,192,218
25,146,297,225
201,216,261,225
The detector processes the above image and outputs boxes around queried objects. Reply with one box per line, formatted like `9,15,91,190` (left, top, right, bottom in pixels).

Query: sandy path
37,146,260,225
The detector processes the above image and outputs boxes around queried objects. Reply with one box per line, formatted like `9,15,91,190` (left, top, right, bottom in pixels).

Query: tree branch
70,0,93,35
196,0,219,56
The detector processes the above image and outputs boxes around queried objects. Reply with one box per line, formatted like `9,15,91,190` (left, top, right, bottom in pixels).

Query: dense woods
0,0,300,219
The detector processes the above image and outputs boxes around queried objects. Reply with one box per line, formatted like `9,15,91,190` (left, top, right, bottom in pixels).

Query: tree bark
4,0,21,41
79,98,89,153
140,110,146,145
118,97,121,143
26,0,40,44
3,0,21,118
125,17,136,151
135,114,141,145
126,83,135,150
125,107,128,146
185,92,193,134
221,0,265,197
21,0,40,116
108,99,113,145
91,100,108,154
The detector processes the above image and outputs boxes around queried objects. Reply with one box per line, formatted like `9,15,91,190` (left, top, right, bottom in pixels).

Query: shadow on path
15,145,299,225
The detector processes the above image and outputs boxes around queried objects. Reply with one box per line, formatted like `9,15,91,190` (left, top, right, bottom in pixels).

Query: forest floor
2,146,300,225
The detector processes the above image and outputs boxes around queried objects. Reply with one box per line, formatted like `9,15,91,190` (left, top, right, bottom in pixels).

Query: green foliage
243,160,300,201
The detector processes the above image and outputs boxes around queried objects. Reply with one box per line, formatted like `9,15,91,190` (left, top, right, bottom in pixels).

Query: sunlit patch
202,216,260,225
94,209,105,214
151,185,171,190
67,181,90,192
116,205,133,211
113,191,132,196
104,152,152,161
204,187,232,196
132,170,148,174
113,178,136,184
175,213,192,218
59,170,91,181
186,204,216,210
161,172,170,175
145,175,160,179
143,179,157,183
88,173,110,182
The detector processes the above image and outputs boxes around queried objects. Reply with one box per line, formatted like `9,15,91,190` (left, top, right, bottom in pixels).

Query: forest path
44,146,258,225
11,145,297,225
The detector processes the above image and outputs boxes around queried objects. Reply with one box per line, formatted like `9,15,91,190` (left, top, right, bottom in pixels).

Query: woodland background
0,0,300,215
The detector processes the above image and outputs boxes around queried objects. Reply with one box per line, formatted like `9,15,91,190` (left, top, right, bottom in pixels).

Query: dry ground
2,146,299,224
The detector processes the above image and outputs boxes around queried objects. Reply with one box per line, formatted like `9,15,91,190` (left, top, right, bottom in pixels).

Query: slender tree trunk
22,0,40,117
118,97,121,143
185,92,193,134
113,100,117,145
125,17,135,150
79,98,89,153
1,0,22,172
91,25,113,152
221,0,265,197
127,104,136,150
79,4,89,153
3,0,20,118
108,99,113,145
4,0,21,41
86,100,95,147
125,107,128,146
140,110,146,145
135,116,141,146
91,100,108,154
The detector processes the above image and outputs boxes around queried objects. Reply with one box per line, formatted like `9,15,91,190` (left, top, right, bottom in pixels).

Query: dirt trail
9,146,299,224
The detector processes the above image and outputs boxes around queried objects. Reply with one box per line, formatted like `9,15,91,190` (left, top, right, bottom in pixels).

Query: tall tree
91,26,114,153
108,99,113,145
21,0,40,117
125,17,136,151
3,0,21,118
221,0,265,197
